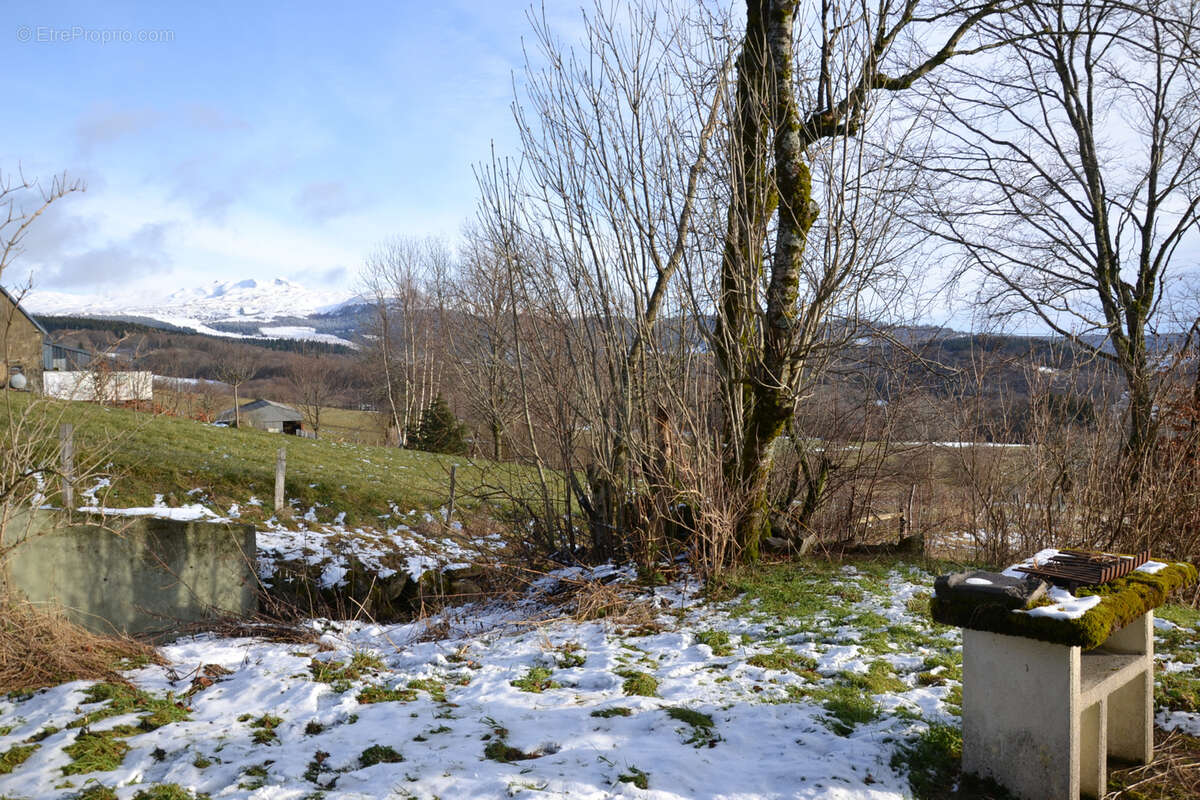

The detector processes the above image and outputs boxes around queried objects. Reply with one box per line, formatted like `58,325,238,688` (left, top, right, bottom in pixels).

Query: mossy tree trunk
715,0,998,561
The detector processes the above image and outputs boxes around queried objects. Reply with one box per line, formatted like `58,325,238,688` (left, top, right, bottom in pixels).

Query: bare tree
285,352,347,438
710,0,1002,558
472,0,1002,565
212,343,261,428
359,236,451,447
0,169,86,556
915,0,1200,472
450,222,521,460
476,0,733,560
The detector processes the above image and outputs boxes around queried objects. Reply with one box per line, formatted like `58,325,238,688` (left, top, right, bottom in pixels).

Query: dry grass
0,600,162,693
1105,729,1200,800
568,580,658,627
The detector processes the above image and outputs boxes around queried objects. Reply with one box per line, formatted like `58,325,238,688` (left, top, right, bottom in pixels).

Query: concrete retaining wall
1,508,256,637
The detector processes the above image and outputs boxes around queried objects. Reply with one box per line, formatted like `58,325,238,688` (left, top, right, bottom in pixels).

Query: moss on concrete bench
931,554,1197,649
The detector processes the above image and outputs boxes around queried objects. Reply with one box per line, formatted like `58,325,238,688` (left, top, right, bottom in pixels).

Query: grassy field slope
9,395,546,527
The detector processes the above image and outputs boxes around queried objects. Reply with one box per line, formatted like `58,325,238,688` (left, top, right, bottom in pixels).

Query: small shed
217,399,304,434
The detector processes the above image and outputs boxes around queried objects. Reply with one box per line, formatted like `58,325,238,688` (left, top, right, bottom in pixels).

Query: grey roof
0,286,50,338
216,399,303,424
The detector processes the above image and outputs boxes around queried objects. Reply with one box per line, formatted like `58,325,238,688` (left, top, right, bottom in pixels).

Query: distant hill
19,278,365,347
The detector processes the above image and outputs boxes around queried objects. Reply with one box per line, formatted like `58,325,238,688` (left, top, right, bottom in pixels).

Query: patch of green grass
131,784,210,800
70,683,188,732
359,744,404,767
1158,623,1200,655
695,630,734,656
806,685,880,736
303,750,330,783
890,724,961,798
890,724,1014,799
192,753,212,769
248,714,283,745
1156,670,1200,713
239,763,270,790
0,744,37,775
511,667,560,694
591,707,633,718
945,684,962,716
304,720,325,736
1157,604,1200,629
308,652,384,692
25,725,59,743
916,653,962,687
746,645,817,675
857,623,933,655
615,670,658,697
483,739,536,763
556,642,587,668
906,591,933,620
357,685,417,704
853,611,890,629
708,563,854,624
664,707,720,747
406,678,447,702
73,785,119,800
62,731,132,775
618,766,649,789
841,661,907,694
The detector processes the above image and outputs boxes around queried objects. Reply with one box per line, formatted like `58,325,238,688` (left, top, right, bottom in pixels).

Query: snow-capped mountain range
20,278,366,347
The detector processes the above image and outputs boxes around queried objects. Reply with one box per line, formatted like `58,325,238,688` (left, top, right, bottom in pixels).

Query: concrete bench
962,611,1152,800
931,552,1197,800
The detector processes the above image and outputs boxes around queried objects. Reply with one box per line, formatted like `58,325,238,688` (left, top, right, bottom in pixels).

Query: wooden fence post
447,464,457,526
60,423,75,512
275,447,286,512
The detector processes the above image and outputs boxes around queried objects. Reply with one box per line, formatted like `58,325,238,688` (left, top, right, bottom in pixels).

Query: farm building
217,399,304,434
1,286,48,392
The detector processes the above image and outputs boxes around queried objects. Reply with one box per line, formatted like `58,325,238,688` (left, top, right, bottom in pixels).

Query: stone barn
217,398,304,434
0,286,47,392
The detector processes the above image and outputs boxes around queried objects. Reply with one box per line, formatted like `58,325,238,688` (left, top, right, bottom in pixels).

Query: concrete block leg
1107,670,1152,763
1102,611,1153,765
1080,699,1106,799
962,629,1080,800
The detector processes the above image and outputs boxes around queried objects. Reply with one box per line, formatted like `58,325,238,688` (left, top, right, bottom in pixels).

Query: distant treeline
37,315,354,355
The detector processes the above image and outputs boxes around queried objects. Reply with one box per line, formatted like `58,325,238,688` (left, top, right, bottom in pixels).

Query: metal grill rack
1014,549,1150,590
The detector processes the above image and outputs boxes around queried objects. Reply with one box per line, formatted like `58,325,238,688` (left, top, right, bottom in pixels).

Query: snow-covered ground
254,511,505,589
0,560,1195,800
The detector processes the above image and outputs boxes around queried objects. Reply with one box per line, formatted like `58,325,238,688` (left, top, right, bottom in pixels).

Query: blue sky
2,1,572,297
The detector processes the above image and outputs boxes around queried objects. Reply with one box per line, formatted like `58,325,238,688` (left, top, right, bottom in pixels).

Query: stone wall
0,508,257,637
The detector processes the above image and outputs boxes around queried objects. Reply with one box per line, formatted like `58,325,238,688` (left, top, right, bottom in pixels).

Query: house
1,286,48,392
216,399,304,434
